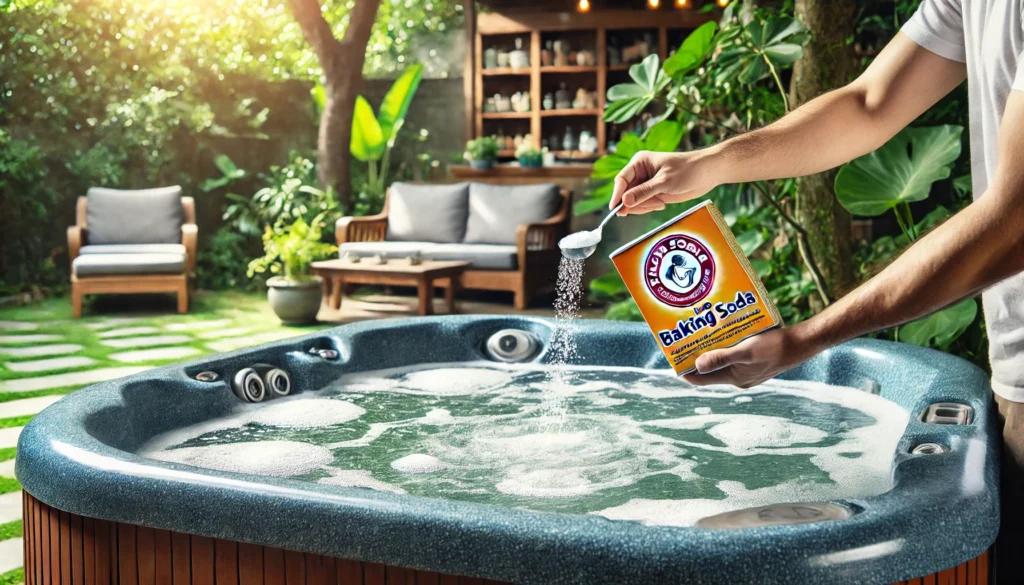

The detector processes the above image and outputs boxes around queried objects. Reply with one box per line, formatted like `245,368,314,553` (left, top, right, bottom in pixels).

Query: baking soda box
610,201,782,375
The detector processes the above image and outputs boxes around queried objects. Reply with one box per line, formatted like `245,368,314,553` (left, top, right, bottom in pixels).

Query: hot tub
17,316,998,585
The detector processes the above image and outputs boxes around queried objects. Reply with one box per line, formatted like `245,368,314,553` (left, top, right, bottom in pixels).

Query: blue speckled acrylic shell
17,316,999,585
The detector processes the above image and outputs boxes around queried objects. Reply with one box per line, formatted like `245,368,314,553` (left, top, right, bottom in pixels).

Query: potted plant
465,136,500,169
516,143,543,168
247,214,337,324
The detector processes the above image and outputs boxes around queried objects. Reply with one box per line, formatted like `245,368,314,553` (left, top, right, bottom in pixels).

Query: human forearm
796,192,1024,349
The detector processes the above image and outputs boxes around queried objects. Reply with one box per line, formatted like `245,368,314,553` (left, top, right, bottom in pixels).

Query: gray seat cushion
79,244,187,256
73,253,186,277
338,242,518,270
463,183,561,245
386,182,469,243
86,186,184,245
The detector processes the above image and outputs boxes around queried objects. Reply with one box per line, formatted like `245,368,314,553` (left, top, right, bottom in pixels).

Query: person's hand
609,150,724,216
682,326,823,389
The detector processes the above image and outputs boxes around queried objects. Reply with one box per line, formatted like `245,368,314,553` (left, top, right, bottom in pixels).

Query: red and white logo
643,234,715,308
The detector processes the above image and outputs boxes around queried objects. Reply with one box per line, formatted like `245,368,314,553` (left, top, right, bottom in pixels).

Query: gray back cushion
86,186,184,245
386,182,470,243
463,183,561,245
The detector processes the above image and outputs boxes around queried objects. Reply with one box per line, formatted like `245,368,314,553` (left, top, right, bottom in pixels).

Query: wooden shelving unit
473,9,715,159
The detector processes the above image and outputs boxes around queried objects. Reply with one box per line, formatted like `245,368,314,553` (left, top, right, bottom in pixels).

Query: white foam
694,407,712,415
319,469,406,494
734,396,753,403
391,454,452,473
647,414,827,450
147,441,332,476
496,469,595,498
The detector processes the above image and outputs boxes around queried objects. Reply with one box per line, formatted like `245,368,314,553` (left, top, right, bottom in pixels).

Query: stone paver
165,319,233,332
0,396,63,418
0,320,37,331
0,334,61,344
206,331,300,353
100,335,192,349
4,356,96,373
0,428,21,449
109,347,201,363
85,317,144,330
0,344,83,358
0,366,150,392
98,326,160,338
0,537,23,574
198,327,251,339
0,491,20,525
0,460,15,478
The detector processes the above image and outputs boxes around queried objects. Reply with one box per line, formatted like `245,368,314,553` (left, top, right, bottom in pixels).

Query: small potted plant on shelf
516,143,543,168
465,136,500,170
248,214,337,324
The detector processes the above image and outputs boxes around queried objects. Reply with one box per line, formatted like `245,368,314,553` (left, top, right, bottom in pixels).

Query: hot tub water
139,363,909,527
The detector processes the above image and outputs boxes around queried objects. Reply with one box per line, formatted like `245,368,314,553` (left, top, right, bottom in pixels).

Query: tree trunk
288,0,380,211
789,0,857,300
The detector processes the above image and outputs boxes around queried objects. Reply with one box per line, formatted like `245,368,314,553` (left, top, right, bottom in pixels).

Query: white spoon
558,203,625,260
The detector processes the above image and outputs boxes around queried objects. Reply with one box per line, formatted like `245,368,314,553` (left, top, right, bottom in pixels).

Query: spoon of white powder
559,203,624,260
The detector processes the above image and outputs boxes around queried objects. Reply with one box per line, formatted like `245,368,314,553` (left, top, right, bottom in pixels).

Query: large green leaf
592,154,631,179
644,120,684,152
604,54,669,124
377,63,423,146
664,21,718,78
350,96,385,162
898,298,978,350
714,15,807,86
834,125,963,216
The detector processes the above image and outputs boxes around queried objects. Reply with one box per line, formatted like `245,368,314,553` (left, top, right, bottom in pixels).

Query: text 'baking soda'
610,201,782,375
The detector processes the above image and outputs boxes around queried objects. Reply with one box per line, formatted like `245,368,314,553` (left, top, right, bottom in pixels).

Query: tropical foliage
247,214,337,282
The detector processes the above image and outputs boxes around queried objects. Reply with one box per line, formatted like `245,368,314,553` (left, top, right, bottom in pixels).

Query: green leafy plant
605,54,673,124
195,228,259,291
835,124,976,349
314,63,424,200
465,136,500,162
247,214,337,282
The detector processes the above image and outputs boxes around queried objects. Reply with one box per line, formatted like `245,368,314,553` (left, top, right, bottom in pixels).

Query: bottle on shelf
542,41,554,67
510,38,529,69
543,93,554,111
484,46,498,70
562,126,577,152
555,83,571,110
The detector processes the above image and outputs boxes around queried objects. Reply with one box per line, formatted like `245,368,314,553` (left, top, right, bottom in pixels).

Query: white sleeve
901,0,967,63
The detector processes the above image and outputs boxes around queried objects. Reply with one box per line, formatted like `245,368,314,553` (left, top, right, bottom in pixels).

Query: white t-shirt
903,0,1024,401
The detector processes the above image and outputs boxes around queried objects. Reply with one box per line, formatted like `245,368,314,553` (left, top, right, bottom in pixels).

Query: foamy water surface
138,363,909,527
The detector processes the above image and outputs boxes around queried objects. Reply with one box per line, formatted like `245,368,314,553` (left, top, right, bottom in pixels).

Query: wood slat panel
214,539,239,585
170,531,191,585
284,549,305,585
264,547,285,585
335,558,361,585
137,526,155,585
20,493,991,585
153,529,172,585
190,536,215,585
238,542,264,585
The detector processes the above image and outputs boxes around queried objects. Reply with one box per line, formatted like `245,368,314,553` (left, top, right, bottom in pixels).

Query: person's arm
610,33,966,214
684,90,1024,388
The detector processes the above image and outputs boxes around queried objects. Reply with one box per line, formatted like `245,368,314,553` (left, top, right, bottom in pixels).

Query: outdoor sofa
335,182,571,309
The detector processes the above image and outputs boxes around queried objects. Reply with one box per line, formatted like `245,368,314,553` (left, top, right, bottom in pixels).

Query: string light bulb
716,0,730,6
577,0,590,12
675,0,690,7
648,0,660,8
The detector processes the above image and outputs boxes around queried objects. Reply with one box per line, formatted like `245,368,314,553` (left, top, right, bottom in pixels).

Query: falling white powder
147,441,333,477
319,469,406,494
391,454,452,473
544,257,586,418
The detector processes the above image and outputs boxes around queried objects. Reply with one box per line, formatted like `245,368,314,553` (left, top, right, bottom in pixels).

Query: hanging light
577,0,591,12
675,0,690,7
716,0,730,7
648,0,660,9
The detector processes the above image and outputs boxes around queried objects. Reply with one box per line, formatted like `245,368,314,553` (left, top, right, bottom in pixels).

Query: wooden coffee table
311,259,470,316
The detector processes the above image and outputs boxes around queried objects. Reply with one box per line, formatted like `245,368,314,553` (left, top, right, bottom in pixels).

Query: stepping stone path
0,344,83,358
0,460,14,478
0,538,23,574
0,321,37,331
206,331,301,353
0,366,150,392
98,326,160,338
4,356,96,374
0,396,63,418
109,347,201,363
0,428,21,450
101,334,192,349
85,317,144,330
198,327,252,339
0,334,62,344
164,319,233,332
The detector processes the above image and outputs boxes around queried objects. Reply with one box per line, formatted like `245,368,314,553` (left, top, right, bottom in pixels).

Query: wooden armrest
182,224,198,273
516,222,562,256
67,226,85,266
335,214,388,245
